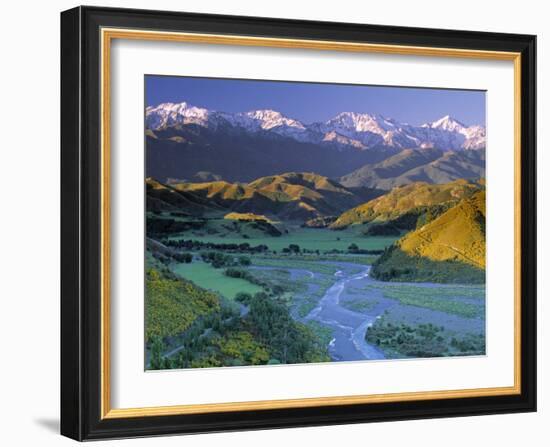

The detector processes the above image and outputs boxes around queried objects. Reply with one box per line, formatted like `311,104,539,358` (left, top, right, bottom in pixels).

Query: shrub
239,256,252,266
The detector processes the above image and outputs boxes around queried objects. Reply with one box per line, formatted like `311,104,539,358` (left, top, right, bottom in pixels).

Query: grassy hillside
331,179,482,229
398,190,485,267
146,177,227,216
145,266,220,342
370,190,486,283
174,180,258,201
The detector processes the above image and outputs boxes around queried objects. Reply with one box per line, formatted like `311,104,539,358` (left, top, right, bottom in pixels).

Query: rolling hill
339,148,485,189
152,172,383,221
330,179,482,229
146,177,228,215
370,190,486,283
398,190,486,267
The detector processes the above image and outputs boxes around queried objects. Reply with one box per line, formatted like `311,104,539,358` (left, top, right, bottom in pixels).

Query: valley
144,96,487,370
146,181,486,368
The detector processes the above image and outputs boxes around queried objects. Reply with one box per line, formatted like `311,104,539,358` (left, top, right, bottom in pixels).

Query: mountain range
146,102,485,151
145,101,486,185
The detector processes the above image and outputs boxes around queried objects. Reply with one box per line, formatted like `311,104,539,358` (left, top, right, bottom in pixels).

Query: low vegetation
149,305,270,369
166,226,397,253
371,245,485,284
341,298,379,313
145,267,219,342
147,216,206,237
366,318,485,358
238,292,329,364
149,289,330,369
224,267,268,290
376,283,484,318
165,239,270,254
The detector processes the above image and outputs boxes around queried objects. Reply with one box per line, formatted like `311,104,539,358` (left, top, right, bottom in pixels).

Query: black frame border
61,5,536,441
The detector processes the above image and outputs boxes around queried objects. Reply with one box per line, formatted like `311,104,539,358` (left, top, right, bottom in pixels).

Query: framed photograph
61,6,536,441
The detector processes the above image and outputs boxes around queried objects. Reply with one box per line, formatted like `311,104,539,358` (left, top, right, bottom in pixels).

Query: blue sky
145,75,486,126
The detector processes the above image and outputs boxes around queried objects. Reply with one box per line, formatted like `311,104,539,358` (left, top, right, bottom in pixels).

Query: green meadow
364,283,485,318
171,261,263,300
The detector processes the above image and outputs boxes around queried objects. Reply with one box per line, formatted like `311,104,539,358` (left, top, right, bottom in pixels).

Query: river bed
302,266,386,361
252,260,485,362
253,262,388,361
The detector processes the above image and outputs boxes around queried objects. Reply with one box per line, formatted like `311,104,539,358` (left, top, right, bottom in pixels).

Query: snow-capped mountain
322,131,367,150
145,102,226,130
238,109,305,131
145,102,486,151
424,115,466,132
421,115,486,150
227,109,314,142
460,125,486,150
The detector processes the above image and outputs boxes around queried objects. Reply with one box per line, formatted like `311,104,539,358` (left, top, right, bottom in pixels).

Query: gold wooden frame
100,27,522,420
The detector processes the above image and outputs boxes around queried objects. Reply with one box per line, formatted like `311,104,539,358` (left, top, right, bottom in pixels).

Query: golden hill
331,179,481,229
224,212,273,223
398,190,486,268
248,172,352,195
145,177,227,215
174,181,257,200
370,190,486,283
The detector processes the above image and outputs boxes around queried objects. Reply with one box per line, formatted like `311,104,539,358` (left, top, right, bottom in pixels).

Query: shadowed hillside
146,126,393,183
340,148,485,189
